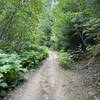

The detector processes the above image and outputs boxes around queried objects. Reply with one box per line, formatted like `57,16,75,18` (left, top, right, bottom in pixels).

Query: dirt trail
5,51,93,100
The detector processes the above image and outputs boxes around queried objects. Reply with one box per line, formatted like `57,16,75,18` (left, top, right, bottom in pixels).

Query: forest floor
4,51,95,100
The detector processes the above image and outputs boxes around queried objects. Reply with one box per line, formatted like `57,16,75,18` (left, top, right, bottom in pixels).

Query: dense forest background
0,0,100,51
0,0,100,99
51,0,100,50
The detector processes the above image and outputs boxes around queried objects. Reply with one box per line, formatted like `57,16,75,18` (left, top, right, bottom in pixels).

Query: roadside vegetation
0,0,48,97
51,0,100,99
0,0,100,99
59,51,74,69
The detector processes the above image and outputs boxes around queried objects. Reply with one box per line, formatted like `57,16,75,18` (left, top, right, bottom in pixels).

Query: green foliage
0,45,48,97
0,0,99,99
0,0,49,98
52,1,100,99
59,51,74,69
51,0,100,51
0,51,27,97
86,45,96,57
0,0,43,51
37,0,53,47
20,46,48,69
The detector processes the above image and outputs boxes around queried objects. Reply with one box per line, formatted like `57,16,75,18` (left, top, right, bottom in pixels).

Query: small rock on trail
4,51,94,100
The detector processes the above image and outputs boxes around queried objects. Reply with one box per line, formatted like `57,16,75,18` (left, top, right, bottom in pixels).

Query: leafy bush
59,51,74,69
23,46,48,69
0,51,27,97
86,45,96,57
0,46,48,97
20,46,48,69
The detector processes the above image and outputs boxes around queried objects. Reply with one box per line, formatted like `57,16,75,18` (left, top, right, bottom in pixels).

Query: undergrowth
59,51,74,69
0,45,48,97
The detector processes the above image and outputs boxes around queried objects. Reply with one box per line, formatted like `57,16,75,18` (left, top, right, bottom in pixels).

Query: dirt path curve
5,51,93,100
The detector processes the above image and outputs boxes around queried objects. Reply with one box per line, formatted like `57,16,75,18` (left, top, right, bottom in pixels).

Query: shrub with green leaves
20,46,48,69
0,46,48,97
0,51,27,97
59,51,74,69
